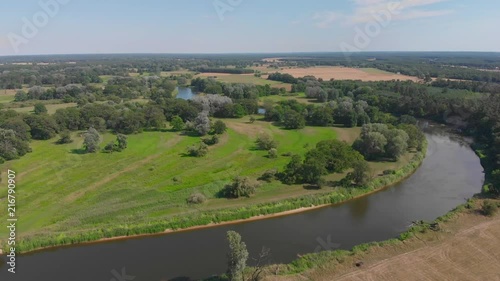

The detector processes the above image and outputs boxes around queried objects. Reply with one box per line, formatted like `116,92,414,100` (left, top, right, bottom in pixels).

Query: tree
194,112,211,136
221,177,260,198
385,130,409,161
347,161,371,186
353,132,387,160
24,115,59,140
282,109,305,129
83,127,101,153
256,133,278,150
212,120,227,135
34,103,48,115
143,105,166,130
226,231,249,281
0,129,31,160
116,134,128,151
57,131,73,144
281,155,303,184
14,90,28,102
170,115,185,131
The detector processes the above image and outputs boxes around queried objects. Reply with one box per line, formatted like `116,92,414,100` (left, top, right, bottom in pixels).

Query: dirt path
266,207,500,281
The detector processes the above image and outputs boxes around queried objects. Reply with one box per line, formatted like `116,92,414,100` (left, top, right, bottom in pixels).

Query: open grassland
266,199,500,281
10,102,77,114
279,67,421,82
196,73,293,90
0,117,414,244
0,120,342,240
259,93,316,105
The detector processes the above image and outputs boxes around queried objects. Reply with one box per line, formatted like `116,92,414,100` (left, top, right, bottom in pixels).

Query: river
0,125,484,281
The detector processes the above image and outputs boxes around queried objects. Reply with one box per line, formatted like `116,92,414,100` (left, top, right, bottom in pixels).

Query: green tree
222,177,260,198
187,142,209,157
347,161,371,186
282,109,305,129
83,127,101,153
116,134,128,151
170,115,185,131
281,155,303,184
212,120,227,135
34,103,47,115
226,231,249,281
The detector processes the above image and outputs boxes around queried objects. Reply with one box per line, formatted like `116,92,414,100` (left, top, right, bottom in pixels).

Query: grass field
0,120,342,239
259,92,316,105
10,102,77,114
196,73,293,90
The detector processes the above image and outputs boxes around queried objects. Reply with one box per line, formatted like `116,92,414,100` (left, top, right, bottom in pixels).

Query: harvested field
266,201,500,281
280,67,421,82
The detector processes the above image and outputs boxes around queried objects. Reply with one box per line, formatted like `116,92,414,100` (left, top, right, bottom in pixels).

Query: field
10,102,77,114
278,67,421,82
259,92,316,105
267,200,500,281
0,119,340,239
196,73,293,90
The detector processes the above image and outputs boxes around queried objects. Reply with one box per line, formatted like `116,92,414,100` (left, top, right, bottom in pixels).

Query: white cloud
313,0,454,27
313,11,344,28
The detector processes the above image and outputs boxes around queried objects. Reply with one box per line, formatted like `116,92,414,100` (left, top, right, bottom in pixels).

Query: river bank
262,197,500,281
2,140,427,255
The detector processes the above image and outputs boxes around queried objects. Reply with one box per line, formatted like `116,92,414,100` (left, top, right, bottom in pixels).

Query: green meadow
0,119,341,239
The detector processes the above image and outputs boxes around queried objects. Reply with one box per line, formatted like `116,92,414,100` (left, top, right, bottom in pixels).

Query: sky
0,0,499,56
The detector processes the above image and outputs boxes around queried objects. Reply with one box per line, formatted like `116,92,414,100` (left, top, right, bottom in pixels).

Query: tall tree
226,231,249,281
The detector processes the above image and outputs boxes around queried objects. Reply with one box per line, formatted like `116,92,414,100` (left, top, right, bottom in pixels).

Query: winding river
0,125,484,281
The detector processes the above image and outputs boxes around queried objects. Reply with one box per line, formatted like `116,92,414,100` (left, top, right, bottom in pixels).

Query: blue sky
0,0,499,55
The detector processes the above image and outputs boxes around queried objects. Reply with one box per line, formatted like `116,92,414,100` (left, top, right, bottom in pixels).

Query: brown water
0,126,484,281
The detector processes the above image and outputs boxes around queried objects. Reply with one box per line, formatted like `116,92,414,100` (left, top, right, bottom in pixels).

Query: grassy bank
0,128,426,253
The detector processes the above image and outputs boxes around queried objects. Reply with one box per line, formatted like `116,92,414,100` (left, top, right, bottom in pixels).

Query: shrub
221,177,260,198
256,133,278,150
212,120,227,135
383,169,395,175
57,131,73,144
482,200,498,217
259,169,278,182
187,142,209,157
268,148,278,159
202,135,220,146
187,193,207,204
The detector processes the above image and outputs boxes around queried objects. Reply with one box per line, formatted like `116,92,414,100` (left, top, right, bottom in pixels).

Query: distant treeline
194,67,254,74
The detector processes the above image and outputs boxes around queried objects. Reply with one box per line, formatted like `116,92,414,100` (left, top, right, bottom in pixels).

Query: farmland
279,66,421,82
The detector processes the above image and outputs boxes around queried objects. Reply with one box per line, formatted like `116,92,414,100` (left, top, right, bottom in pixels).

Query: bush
482,200,498,217
259,169,278,182
221,177,260,198
187,193,207,204
212,120,227,135
57,131,73,144
187,142,209,157
268,148,278,159
202,135,220,146
383,169,395,175
256,133,278,151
